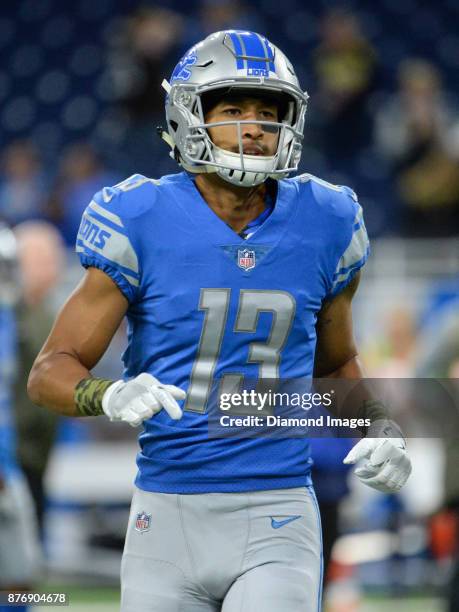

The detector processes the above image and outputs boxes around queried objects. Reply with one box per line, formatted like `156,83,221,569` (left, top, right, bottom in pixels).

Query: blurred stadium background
1,0,458,610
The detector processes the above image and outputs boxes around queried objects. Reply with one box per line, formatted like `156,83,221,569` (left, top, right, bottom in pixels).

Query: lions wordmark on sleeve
76,200,140,290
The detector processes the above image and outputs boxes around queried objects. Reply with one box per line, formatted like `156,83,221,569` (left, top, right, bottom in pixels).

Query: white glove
102,373,186,427
343,420,412,493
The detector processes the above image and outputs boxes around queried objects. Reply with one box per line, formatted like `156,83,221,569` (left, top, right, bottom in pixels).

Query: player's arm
314,271,412,493
28,267,129,416
28,267,185,425
314,272,363,379
314,272,387,425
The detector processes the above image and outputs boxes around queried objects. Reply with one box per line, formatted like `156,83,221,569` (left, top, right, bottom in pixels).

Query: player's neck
194,173,268,234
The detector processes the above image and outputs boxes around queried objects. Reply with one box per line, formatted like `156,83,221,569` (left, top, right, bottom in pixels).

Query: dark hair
201,88,290,121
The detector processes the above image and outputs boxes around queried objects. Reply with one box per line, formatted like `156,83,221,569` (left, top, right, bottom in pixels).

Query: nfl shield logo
135,511,151,533
238,249,256,271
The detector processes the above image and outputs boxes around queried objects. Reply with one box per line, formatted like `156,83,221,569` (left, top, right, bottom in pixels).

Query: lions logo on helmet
161,30,309,188
170,50,197,82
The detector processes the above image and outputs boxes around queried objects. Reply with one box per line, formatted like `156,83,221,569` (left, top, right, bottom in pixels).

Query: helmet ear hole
169,120,178,132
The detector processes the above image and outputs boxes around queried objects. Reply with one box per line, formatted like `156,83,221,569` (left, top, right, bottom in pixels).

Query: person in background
312,9,379,165
102,6,186,176
375,59,459,237
0,141,48,226
47,143,117,247
108,7,185,122
12,221,66,537
0,223,41,612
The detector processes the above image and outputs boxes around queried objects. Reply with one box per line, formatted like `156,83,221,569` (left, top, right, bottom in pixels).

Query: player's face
204,96,280,157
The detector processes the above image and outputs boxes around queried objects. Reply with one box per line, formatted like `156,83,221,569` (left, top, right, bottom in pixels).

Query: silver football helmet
161,30,309,187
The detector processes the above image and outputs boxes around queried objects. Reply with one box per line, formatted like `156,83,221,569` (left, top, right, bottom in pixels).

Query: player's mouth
242,145,265,156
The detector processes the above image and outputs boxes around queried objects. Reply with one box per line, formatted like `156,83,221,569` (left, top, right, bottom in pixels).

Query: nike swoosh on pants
270,515,301,529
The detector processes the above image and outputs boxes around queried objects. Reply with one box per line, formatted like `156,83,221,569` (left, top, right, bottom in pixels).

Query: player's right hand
102,373,186,427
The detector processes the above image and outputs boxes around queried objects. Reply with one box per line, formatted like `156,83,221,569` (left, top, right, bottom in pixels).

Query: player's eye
260,109,276,119
222,107,241,116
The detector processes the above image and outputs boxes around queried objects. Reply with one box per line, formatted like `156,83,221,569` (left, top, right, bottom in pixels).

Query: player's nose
241,114,264,139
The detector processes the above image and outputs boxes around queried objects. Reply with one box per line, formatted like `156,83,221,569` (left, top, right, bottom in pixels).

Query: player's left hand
343,420,412,493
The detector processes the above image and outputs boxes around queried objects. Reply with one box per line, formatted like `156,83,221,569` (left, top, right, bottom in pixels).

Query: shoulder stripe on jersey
84,215,138,273
88,201,124,227
333,225,369,276
77,212,139,275
295,174,344,192
113,175,160,192
77,246,140,287
333,249,370,283
86,208,129,237
76,240,139,281
102,176,160,203
331,207,369,292
76,241,140,283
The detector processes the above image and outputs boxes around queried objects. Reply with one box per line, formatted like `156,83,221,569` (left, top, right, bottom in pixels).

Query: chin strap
156,125,216,175
159,79,182,161
157,126,175,151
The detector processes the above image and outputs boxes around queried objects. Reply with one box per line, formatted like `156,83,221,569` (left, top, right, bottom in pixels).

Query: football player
29,31,412,611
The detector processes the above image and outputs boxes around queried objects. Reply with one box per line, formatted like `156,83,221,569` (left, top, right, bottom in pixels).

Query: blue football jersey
76,172,369,493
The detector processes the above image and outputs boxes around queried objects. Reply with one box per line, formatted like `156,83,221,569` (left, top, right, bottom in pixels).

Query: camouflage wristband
361,399,389,423
357,399,389,434
74,377,115,417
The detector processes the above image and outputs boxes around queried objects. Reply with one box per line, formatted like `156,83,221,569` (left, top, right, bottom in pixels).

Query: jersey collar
174,172,297,249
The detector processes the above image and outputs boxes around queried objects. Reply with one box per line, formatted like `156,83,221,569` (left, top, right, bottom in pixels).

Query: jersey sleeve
329,187,370,297
75,187,140,303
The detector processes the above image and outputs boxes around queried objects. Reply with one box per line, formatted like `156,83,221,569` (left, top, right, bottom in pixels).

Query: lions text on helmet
161,30,309,188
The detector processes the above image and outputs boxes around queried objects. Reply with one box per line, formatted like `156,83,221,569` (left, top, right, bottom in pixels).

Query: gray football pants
121,486,323,612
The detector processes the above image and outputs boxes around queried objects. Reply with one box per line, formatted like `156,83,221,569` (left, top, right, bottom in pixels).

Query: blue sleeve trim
78,255,137,303
333,246,370,278
76,240,140,281
85,207,129,236
330,248,370,297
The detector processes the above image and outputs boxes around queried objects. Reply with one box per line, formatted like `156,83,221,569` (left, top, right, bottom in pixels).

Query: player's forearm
27,350,95,416
317,355,390,426
321,353,365,379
